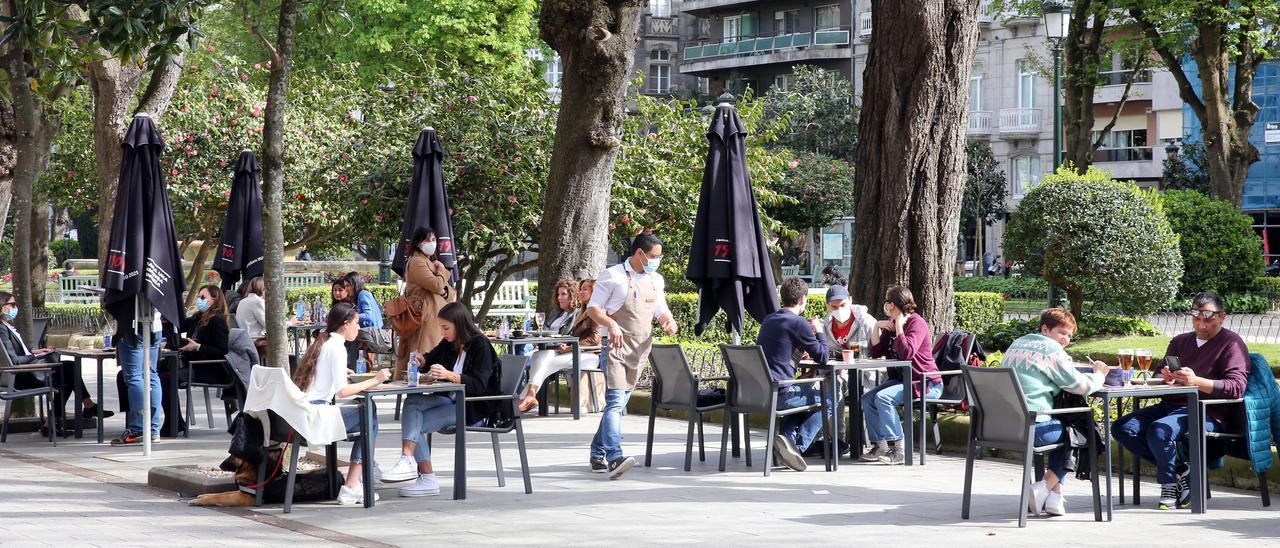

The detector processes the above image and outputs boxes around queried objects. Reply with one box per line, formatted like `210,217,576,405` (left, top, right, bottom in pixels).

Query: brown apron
605,271,658,391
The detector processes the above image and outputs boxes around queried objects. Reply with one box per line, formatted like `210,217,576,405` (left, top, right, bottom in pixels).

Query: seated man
757,276,830,472
1112,292,1248,510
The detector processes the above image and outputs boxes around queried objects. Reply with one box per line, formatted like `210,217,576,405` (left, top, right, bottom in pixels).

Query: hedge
954,292,1004,336
1256,277,1280,310
953,277,1049,300
980,313,1160,352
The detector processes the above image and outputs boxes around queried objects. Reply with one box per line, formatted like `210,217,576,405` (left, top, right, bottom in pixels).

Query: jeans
118,333,163,436
590,388,632,462
1033,419,1068,483
777,384,834,453
323,399,378,464
1111,402,1218,484
860,380,942,443
400,394,457,463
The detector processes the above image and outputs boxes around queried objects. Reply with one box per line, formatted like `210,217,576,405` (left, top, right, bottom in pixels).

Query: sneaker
859,445,888,462
1043,491,1066,516
1176,465,1192,510
1158,482,1179,510
1027,480,1048,516
110,430,141,446
590,455,609,474
398,474,441,497
336,484,380,505
382,456,419,483
372,462,384,486
772,434,808,472
608,456,636,480
878,447,906,465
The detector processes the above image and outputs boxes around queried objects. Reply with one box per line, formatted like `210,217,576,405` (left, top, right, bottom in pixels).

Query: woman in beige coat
395,226,455,377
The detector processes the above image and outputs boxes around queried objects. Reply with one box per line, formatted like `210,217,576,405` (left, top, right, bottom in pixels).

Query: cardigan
423,334,503,424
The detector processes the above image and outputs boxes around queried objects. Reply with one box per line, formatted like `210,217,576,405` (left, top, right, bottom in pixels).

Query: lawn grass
1067,335,1280,376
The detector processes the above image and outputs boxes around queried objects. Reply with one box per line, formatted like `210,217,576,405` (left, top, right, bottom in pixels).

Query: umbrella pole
138,296,154,456
731,331,741,345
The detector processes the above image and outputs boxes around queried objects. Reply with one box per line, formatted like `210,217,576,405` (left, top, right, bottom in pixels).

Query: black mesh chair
187,359,243,429
0,350,57,445
718,344,828,477
645,344,728,471
458,354,534,494
254,410,341,514
960,365,1101,527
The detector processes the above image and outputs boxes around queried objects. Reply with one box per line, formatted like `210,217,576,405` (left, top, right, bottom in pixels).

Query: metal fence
634,345,728,392
1004,311,1280,344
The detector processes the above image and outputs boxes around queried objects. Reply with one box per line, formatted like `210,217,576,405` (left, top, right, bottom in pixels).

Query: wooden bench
283,272,326,289
470,280,536,319
58,274,101,304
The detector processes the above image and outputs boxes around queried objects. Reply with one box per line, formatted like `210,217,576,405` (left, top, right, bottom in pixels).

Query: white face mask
831,305,852,323
420,241,437,256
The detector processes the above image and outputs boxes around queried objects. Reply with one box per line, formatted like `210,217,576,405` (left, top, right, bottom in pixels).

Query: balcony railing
998,108,1042,135
968,111,992,135
1099,68,1153,86
645,15,676,37
681,27,851,62
858,12,872,38
978,1,996,23
1094,147,1154,162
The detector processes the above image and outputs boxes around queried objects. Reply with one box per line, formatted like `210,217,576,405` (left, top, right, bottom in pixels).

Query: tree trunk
50,207,70,266
258,0,301,368
0,179,11,245
7,34,37,341
534,0,644,315
1061,3,1102,173
849,0,980,334
30,203,50,307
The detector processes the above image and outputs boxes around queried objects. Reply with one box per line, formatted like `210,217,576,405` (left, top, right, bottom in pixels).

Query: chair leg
743,414,753,469
515,419,532,494
588,373,599,412
394,394,402,420
203,387,215,429
931,408,943,455
719,408,731,472
255,456,268,507
645,399,658,467
764,412,777,477
1260,472,1270,507
1090,433,1102,522
186,382,194,428
697,413,706,462
919,403,928,466
326,443,339,499
1019,438,1034,528
961,431,976,520
1,399,11,443
491,432,505,488
684,407,696,472
45,395,56,446
1034,454,1045,482
283,442,301,513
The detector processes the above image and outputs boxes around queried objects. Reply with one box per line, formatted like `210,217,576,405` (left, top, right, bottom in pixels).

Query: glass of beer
849,340,862,360
1135,348,1153,380
1117,348,1134,384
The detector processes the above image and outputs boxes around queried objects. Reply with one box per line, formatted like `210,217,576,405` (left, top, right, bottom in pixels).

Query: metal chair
645,344,728,471
430,354,534,493
960,365,1101,527
186,359,241,429
718,344,828,476
254,410,341,514
0,350,57,445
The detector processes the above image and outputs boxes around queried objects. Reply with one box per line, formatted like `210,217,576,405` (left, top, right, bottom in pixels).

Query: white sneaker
336,483,380,505
1027,480,1048,516
398,473,441,497
382,456,419,483
372,462,384,486
1043,491,1066,516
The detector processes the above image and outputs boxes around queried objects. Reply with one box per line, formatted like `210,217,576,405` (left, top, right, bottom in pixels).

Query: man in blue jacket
757,277,829,471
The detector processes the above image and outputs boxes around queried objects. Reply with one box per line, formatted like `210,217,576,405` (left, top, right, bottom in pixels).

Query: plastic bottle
355,356,368,374
295,301,306,322
407,354,420,387
500,316,510,339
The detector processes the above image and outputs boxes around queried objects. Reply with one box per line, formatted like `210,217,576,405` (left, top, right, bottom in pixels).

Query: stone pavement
1,360,1278,546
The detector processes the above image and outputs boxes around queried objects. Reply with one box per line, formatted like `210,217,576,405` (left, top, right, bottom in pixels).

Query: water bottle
500,316,510,339
295,301,306,322
355,356,368,374
103,334,112,350
407,355,420,387
522,314,531,333
317,301,327,323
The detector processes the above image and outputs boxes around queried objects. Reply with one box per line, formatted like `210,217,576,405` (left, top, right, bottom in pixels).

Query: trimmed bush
1257,277,1280,310
953,276,1048,299
955,291,1004,335
979,313,1159,352
1163,190,1264,295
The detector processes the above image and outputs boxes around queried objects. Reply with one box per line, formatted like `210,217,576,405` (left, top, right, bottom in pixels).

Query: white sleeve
652,275,671,320
587,271,617,312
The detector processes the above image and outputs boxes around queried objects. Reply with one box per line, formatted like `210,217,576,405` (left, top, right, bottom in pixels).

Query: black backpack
931,330,986,408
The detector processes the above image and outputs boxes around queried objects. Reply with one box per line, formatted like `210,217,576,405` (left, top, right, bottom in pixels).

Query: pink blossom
214,62,222,69
219,160,228,168
374,215,384,222
170,169,178,175
230,119,239,126
465,95,477,103
254,63,262,70
508,195,518,204
457,167,467,176
361,199,368,205
224,191,232,197
338,174,348,182
240,74,249,82
788,161,799,169
212,115,220,124
181,105,190,113
200,184,211,191
207,45,216,52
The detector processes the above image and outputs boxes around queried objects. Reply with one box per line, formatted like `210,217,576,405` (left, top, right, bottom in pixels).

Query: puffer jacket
1239,353,1280,474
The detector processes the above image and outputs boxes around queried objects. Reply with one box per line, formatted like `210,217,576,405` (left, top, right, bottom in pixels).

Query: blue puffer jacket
1236,353,1280,474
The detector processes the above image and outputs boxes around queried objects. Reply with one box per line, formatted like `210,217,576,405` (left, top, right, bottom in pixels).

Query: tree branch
136,48,186,117
1129,7,1207,121
248,19,280,65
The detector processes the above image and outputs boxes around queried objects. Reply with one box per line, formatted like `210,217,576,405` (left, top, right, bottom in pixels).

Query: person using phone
1112,292,1249,510
1004,308,1107,516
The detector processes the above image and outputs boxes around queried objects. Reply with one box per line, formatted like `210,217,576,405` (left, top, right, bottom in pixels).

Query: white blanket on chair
243,365,347,445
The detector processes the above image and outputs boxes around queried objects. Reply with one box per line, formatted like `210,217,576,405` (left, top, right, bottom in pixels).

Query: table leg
361,398,374,509
903,366,914,466
826,369,837,472
1104,396,1114,521
1118,397,1126,505
851,373,864,460
571,342,581,421
72,356,84,439
1188,393,1204,514
454,388,467,500
291,330,301,361
97,357,105,444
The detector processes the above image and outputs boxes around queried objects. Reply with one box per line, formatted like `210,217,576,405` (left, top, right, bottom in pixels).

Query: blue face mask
196,297,210,313
5,307,16,322
644,256,661,274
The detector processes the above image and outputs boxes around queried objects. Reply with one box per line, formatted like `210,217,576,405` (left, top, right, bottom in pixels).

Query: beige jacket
395,253,454,375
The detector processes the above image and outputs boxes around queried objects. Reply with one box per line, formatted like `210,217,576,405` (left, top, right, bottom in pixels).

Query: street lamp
1042,0,1071,171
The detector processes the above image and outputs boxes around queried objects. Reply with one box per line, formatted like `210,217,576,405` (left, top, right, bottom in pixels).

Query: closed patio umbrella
101,113,186,455
687,98,779,341
391,128,460,284
213,150,264,292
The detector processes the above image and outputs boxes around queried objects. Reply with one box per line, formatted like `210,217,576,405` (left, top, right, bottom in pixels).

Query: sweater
235,294,267,339
868,314,940,397
758,309,828,382
1161,329,1249,426
1003,333,1105,422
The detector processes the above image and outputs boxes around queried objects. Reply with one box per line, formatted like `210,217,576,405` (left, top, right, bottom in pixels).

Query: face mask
644,256,661,274
196,297,210,313
5,307,16,322
420,241,437,256
831,305,852,323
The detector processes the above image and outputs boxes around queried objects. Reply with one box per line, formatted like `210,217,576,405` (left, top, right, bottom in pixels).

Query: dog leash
240,432,293,494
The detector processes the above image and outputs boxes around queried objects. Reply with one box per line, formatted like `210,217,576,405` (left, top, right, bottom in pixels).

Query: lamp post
1043,0,1071,307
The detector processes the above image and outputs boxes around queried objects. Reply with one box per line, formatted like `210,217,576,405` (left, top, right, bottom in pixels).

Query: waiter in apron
585,232,678,479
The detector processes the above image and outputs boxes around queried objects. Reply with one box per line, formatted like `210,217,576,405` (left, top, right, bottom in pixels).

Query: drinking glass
1135,348,1153,380
1117,348,1134,372
535,312,546,332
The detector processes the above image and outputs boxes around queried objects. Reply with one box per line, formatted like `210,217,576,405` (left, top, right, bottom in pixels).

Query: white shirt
303,333,350,403
236,294,267,338
587,262,671,319
452,351,467,375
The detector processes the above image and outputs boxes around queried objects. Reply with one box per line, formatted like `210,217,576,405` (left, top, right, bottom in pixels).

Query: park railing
1004,310,1280,344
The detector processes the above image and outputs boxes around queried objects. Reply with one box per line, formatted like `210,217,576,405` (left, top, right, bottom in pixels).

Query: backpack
931,330,986,410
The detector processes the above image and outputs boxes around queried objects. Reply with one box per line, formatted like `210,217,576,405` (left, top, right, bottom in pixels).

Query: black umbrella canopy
687,103,779,337
101,113,187,329
213,150,265,291
392,128,461,283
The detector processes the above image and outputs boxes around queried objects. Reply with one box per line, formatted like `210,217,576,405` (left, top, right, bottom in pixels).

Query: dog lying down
190,447,344,507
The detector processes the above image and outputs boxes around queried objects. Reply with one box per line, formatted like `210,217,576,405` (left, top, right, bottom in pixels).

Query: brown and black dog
189,453,274,507
190,445,343,507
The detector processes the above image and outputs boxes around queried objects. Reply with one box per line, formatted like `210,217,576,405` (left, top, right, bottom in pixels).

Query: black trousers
12,352,91,419
116,356,186,434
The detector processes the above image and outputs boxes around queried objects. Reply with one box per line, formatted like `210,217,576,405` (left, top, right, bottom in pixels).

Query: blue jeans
118,333,163,436
321,399,378,464
860,380,942,442
590,388,632,462
1111,402,1218,484
400,394,457,462
777,384,834,453
1033,419,1068,483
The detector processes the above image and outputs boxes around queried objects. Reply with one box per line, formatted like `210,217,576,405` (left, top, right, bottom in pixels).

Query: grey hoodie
822,304,876,350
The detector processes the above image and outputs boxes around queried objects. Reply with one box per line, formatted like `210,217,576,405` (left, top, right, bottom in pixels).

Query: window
775,9,800,35
724,15,742,42
650,0,671,18
697,77,710,96
969,65,984,111
816,4,841,30
1092,129,1152,162
1017,59,1036,109
648,64,671,94
1011,155,1042,196
649,49,671,62
774,73,796,92
544,55,563,88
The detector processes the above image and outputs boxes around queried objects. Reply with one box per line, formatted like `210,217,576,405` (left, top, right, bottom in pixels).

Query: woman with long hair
382,302,501,497
394,226,454,378
517,277,601,412
291,303,392,504
860,285,941,465
162,284,233,434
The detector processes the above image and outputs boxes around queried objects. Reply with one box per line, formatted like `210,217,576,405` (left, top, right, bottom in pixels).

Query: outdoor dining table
799,358,916,470
490,335,583,420
287,323,326,359
59,347,183,442
355,380,467,508
1091,380,1205,520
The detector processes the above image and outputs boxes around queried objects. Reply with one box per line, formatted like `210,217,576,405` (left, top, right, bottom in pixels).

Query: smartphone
1165,355,1182,373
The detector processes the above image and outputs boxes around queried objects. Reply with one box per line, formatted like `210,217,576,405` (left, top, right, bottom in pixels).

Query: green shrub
1162,190,1264,295
1223,293,1270,314
48,239,81,266
953,276,1048,299
979,313,1159,352
1256,277,1280,309
954,291,1004,335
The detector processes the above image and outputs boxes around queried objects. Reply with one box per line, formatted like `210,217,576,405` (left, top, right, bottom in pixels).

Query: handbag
357,327,393,354
385,290,422,340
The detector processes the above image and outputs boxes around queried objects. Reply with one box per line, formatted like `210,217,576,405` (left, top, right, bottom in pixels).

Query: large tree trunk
7,33,37,340
534,1,644,315
849,0,980,334
29,203,50,307
256,0,300,368
0,179,11,245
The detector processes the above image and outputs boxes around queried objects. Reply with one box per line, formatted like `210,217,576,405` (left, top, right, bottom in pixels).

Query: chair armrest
778,377,824,387
465,395,515,402
1201,398,1244,406
1039,406,1093,415
698,376,730,382
933,370,963,377
187,359,228,365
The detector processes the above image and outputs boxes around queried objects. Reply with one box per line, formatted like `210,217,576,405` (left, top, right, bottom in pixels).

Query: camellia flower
508,195,518,204
200,184,211,191
240,74,249,82
788,160,799,169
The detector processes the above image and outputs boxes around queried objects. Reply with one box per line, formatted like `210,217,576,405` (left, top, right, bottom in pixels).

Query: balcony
998,108,1042,139
644,15,677,37
681,0,761,15
858,12,872,40
967,111,992,136
978,1,996,25
680,27,852,74
1004,12,1040,27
